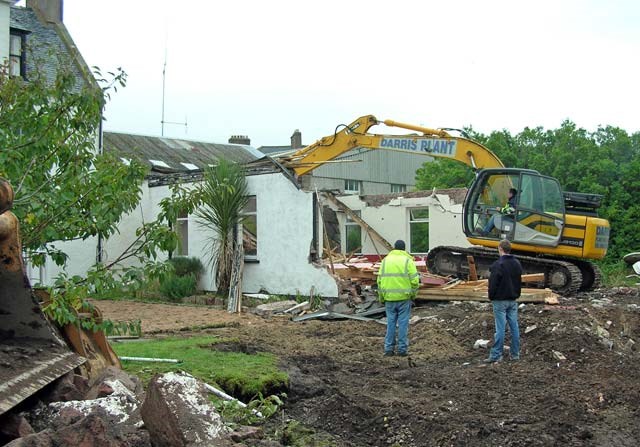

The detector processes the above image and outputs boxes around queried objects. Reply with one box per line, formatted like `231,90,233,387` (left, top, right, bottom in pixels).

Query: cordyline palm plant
195,160,248,295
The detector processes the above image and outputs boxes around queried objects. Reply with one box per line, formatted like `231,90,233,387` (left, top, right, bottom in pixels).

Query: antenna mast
161,45,187,136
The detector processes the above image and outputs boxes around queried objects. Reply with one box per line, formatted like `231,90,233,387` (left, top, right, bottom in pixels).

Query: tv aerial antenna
161,45,187,137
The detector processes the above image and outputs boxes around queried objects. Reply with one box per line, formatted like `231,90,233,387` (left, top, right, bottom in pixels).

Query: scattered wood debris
416,282,559,304
324,257,559,305
284,257,560,322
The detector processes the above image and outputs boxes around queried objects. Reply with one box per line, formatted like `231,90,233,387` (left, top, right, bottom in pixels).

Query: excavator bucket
0,179,85,415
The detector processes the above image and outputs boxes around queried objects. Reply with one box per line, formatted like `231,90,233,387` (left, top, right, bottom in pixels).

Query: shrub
600,261,639,287
169,256,205,279
160,273,197,302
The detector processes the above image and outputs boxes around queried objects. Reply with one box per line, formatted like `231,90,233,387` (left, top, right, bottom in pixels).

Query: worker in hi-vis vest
377,240,420,357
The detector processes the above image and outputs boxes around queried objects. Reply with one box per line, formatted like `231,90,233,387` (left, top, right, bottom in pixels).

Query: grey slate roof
258,145,295,155
10,6,95,90
103,132,263,175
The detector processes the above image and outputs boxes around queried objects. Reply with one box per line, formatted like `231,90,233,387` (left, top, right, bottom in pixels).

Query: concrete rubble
254,300,299,317
141,371,228,446
1,368,257,446
5,368,149,447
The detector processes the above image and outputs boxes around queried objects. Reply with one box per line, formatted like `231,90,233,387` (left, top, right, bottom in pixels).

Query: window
242,196,257,257
9,30,26,78
344,179,360,194
345,211,362,254
391,184,406,193
149,159,171,168
176,211,189,256
409,208,429,253
180,162,199,171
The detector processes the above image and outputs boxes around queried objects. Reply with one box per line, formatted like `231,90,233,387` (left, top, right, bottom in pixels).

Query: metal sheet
0,343,85,414
292,310,377,322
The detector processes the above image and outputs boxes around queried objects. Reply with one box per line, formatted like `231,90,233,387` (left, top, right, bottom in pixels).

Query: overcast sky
53,0,640,148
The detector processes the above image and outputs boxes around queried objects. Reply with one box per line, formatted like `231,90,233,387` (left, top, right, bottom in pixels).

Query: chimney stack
228,135,250,145
27,0,63,23
291,129,302,149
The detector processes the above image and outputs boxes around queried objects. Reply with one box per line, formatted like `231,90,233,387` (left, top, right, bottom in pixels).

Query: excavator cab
464,168,566,247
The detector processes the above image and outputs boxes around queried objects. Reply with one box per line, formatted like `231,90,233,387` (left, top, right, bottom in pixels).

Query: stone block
141,372,227,447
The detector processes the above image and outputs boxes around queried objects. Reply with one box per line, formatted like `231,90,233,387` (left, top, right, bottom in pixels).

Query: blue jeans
490,300,520,359
385,300,412,354
483,214,498,233
483,214,513,234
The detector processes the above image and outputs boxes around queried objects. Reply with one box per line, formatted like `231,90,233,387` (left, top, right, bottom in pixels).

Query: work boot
384,351,394,357
397,352,408,357
482,356,502,364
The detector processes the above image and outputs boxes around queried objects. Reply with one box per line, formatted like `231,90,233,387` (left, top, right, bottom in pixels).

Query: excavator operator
482,188,518,235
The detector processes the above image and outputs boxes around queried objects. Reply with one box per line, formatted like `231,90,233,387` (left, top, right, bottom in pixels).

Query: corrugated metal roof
310,148,431,186
103,132,261,174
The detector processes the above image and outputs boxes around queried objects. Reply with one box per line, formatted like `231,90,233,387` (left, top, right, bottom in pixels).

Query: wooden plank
416,287,557,304
323,192,394,251
332,270,376,280
522,273,545,283
442,280,462,290
447,273,546,288
467,255,478,281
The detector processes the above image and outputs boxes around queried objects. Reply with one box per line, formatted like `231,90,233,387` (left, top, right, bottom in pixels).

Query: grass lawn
112,335,288,401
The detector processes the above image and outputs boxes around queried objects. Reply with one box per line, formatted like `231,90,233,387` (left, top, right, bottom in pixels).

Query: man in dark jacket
484,239,522,363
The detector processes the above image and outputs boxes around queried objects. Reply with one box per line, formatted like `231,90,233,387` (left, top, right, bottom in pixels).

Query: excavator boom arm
282,115,504,176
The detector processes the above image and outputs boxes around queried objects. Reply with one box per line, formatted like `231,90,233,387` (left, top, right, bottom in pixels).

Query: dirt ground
95,288,640,447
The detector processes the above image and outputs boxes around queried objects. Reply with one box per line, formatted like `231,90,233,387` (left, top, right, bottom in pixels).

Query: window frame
175,210,189,256
242,195,258,259
344,179,361,195
9,29,27,79
409,207,429,253
391,184,406,193
344,211,362,255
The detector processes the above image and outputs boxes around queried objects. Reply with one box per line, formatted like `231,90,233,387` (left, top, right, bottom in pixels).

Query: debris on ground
310,258,560,322
84,286,640,446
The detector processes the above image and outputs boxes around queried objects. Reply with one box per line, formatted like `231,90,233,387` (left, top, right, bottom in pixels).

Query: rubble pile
323,256,559,311
0,368,260,447
250,257,562,323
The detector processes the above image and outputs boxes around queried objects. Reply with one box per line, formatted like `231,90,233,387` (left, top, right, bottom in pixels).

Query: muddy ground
96,288,640,447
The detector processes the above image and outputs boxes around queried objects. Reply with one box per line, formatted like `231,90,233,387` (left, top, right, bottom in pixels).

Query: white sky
52,0,640,147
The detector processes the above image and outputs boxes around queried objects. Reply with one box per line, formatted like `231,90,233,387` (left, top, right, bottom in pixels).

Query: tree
415,159,473,190
195,160,249,295
0,62,146,265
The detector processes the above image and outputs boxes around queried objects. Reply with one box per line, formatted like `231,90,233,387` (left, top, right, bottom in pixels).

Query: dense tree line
415,122,640,261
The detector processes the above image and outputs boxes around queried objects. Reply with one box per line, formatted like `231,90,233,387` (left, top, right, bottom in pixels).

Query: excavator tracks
573,260,602,291
426,246,593,296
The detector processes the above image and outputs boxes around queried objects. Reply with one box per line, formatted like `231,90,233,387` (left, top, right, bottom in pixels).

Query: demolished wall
331,188,471,254
241,172,338,297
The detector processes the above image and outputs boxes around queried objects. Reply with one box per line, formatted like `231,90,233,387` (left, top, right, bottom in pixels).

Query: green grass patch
104,319,142,337
112,336,288,401
600,261,640,287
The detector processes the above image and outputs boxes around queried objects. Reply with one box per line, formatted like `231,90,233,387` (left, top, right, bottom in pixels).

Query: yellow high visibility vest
377,250,420,302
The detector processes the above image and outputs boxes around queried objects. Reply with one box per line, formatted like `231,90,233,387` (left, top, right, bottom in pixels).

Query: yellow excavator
279,115,610,294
